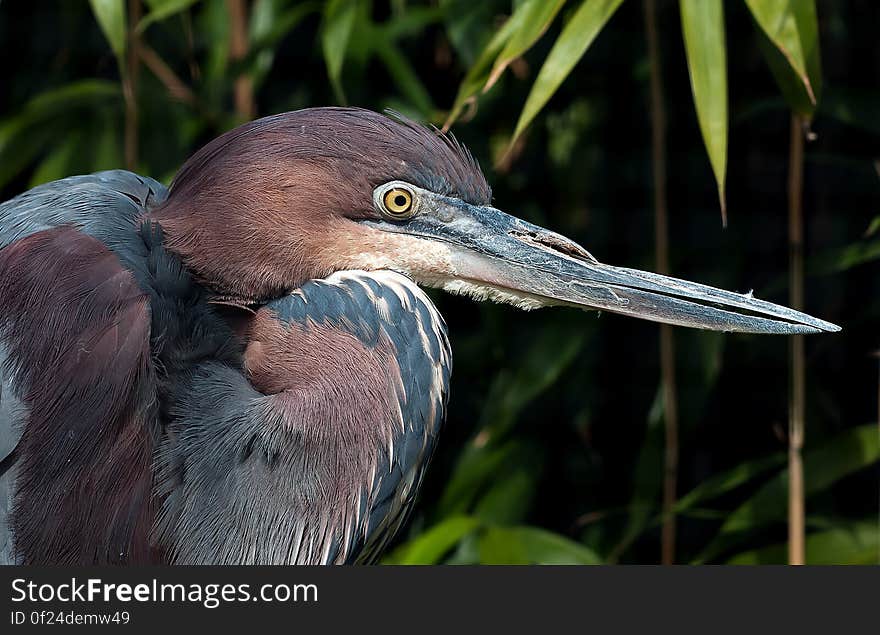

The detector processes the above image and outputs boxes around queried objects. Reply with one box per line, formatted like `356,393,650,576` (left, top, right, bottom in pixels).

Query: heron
0,107,838,565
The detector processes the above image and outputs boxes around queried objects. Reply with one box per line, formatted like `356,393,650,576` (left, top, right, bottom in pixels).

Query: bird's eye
382,187,414,219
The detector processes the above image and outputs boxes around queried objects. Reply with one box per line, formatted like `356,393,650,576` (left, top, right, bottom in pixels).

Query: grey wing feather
154,362,362,565
154,271,451,565
0,343,25,565
153,363,307,565
353,278,451,564
0,169,167,251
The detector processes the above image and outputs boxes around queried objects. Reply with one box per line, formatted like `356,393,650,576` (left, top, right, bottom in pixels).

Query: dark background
1,0,877,563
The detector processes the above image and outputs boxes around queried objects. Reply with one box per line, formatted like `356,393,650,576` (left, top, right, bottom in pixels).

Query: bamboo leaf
696,424,880,563
248,0,321,89
0,81,120,189
680,0,728,223
608,334,730,558
381,6,445,41
199,0,231,88
251,1,319,49
674,452,786,512
29,134,82,188
137,0,201,33
473,455,542,525
321,0,359,103
228,1,320,91
5,81,121,118
89,0,127,63
440,0,498,65
484,0,568,92
374,43,435,116
821,90,880,135
479,526,602,564
435,325,585,519
0,123,60,191
744,0,822,106
383,516,482,564
755,20,814,116
443,11,521,129
437,441,527,516
810,237,880,275
91,120,123,172
480,326,585,438
511,0,624,145
722,425,879,532
609,385,665,560
727,521,879,565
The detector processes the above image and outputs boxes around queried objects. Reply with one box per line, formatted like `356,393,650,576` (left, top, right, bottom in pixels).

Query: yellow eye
382,188,414,218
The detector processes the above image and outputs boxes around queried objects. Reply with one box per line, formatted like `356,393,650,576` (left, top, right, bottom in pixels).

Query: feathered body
0,108,474,564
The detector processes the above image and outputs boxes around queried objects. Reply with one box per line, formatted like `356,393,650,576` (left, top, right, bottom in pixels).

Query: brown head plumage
151,107,490,298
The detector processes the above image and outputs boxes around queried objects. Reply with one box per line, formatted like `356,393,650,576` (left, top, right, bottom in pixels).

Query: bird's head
153,107,838,334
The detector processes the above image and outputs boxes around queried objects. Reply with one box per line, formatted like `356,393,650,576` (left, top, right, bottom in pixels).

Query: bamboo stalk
227,0,255,120
644,0,679,565
123,0,142,170
787,113,806,565
138,44,199,108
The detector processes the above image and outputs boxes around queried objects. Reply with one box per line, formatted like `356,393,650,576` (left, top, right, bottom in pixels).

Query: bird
0,107,839,565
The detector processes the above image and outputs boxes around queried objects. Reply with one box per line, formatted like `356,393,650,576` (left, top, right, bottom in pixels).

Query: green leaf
433,325,585,520
198,0,231,91
91,119,123,173
479,326,585,439
675,452,786,513
608,385,665,561
381,6,445,41
0,81,121,189
511,0,624,145
484,0,568,91
137,0,201,33
728,521,879,565
810,237,880,276
1,81,120,123
680,0,728,223
248,0,283,87
221,1,319,91
444,12,520,129
247,0,320,89
0,125,59,191
89,0,127,63
321,0,359,103
744,0,821,106
440,0,498,65
383,516,482,564
473,456,542,525
251,0,319,49
479,526,602,564
374,43,435,117
28,134,82,188
696,424,880,563
437,440,530,517
755,19,814,116
819,89,880,135
604,333,730,558
723,425,879,532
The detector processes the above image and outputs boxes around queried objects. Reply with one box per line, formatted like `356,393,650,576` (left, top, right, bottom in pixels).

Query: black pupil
393,195,407,208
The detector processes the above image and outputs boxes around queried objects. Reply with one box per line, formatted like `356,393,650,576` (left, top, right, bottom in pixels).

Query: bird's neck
145,200,341,302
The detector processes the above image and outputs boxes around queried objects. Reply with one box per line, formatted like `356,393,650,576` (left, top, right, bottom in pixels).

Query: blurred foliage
0,0,877,564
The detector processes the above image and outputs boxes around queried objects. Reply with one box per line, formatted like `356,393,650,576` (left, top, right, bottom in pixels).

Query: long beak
371,196,840,335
